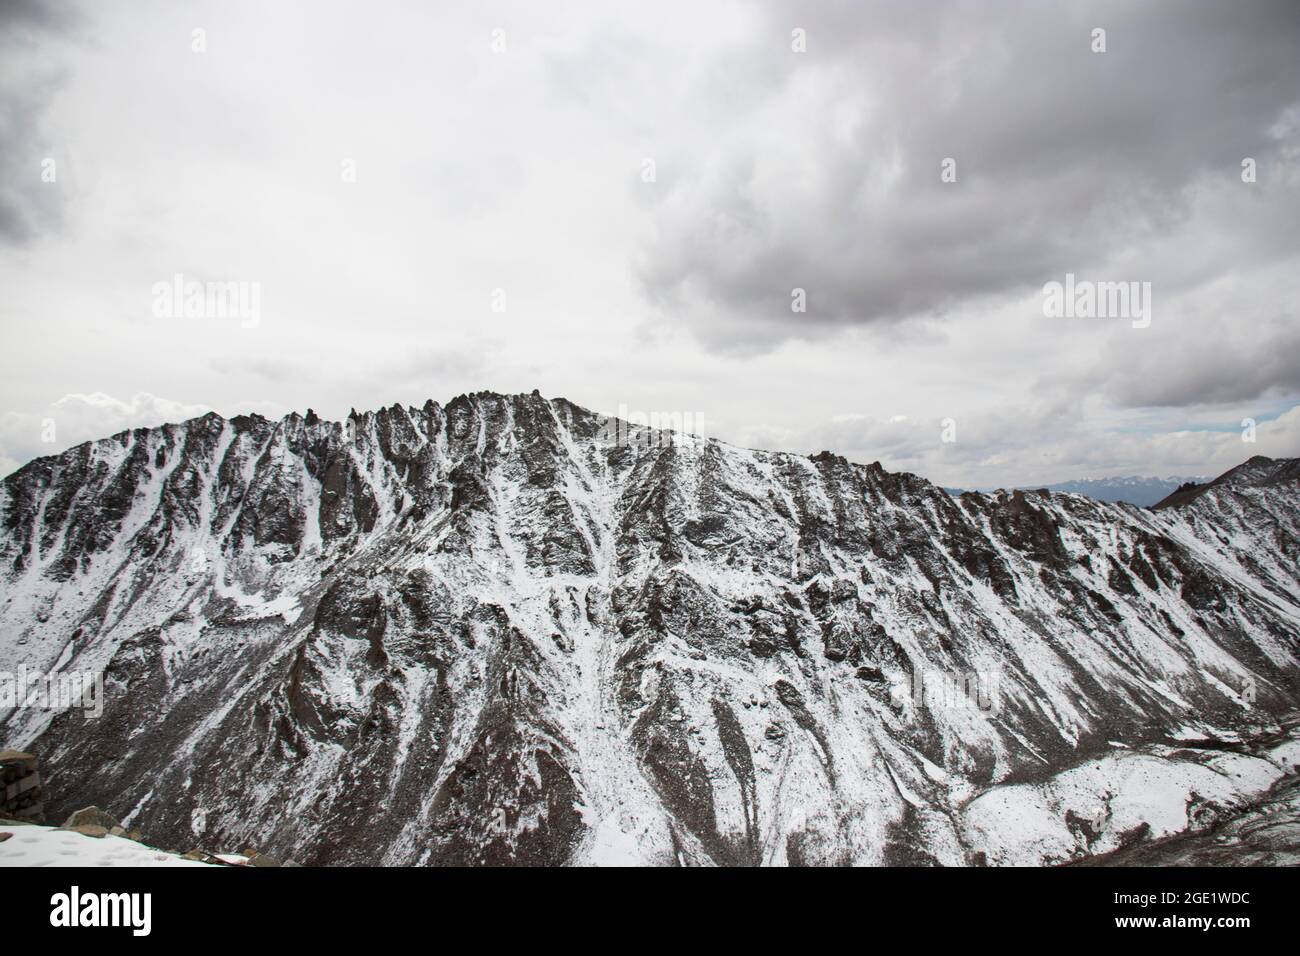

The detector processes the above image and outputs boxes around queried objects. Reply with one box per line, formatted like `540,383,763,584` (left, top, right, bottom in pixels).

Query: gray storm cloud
639,0,1300,364
0,0,80,243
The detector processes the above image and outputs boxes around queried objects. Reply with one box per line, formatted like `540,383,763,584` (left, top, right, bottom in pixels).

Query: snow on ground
579,811,652,866
1266,737,1300,771
0,825,214,867
963,746,1287,866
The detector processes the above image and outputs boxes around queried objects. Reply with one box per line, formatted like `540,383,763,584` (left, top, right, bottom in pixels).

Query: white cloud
1,392,212,476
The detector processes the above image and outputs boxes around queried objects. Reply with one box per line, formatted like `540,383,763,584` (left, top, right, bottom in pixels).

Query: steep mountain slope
1,391,1298,865
1154,456,1300,510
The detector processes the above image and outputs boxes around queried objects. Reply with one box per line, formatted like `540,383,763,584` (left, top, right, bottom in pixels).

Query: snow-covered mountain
946,475,1210,508
1,391,1297,866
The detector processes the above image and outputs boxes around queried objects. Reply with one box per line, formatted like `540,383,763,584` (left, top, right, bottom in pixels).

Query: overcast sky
2,0,1299,487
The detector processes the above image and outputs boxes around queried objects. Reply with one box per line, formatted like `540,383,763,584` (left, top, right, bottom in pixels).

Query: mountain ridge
1153,456,1300,510
2,389,1298,865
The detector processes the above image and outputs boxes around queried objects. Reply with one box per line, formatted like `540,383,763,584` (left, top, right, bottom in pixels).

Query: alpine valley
2,391,1298,866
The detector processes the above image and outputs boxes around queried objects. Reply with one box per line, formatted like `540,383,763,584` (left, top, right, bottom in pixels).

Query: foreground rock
0,750,44,822
62,805,119,829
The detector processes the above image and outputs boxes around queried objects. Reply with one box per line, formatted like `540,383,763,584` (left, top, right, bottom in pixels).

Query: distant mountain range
944,475,1210,508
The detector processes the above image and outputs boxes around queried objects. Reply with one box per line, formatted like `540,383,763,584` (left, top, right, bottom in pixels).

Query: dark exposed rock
62,806,120,830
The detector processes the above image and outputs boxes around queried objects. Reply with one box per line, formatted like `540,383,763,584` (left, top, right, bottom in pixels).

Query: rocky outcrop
0,750,43,822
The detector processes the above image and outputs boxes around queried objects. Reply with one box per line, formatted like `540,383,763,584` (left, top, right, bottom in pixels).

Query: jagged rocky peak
1153,455,1300,510
1,390,1298,866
